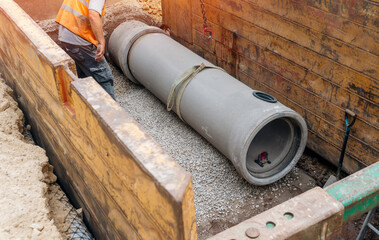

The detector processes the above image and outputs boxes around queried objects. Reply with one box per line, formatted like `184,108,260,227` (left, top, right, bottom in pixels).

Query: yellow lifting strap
166,63,224,122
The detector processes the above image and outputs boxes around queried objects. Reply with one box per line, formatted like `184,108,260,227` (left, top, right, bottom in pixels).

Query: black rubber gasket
253,91,278,103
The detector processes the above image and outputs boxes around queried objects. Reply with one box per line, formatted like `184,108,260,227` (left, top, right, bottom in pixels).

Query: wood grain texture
162,0,193,44
0,1,197,239
304,0,379,30
195,0,379,77
245,0,379,55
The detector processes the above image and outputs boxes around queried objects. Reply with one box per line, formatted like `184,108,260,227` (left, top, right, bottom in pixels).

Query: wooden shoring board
244,0,379,56
192,0,379,77
303,0,379,31
190,2,379,105
0,1,197,239
162,0,193,44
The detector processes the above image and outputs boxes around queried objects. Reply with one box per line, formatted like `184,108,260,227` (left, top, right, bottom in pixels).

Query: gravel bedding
111,64,315,238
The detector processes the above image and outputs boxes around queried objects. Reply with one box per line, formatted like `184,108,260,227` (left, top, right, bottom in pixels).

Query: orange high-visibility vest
55,0,106,46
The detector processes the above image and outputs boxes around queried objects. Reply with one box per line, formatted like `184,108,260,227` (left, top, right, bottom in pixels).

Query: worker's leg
75,62,86,78
62,42,116,99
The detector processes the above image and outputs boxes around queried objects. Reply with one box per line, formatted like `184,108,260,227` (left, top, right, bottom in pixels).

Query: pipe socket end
242,114,307,185
108,20,166,83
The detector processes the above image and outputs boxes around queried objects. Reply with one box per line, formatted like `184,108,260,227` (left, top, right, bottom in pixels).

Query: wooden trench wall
0,1,196,240
162,0,379,174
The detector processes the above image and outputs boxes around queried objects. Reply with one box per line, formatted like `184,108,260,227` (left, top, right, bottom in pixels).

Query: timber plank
191,11,379,106
0,11,60,101
191,4,379,88
21,64,193,240
192,0,379,78
307,131,366,174
244,0,379,55
174,0,192,44
162,0,177,39
0,0,70,65
161,0,171,32
2,42,179,239
0,2,197,239
181,181,197,240
304,0,379,30
71,77,193,239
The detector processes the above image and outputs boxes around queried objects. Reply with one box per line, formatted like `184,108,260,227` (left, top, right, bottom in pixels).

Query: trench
24,126,94,240
0,77,94,240
33,2,377,240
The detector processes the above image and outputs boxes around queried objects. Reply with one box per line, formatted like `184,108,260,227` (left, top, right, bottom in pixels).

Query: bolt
245,227,260,239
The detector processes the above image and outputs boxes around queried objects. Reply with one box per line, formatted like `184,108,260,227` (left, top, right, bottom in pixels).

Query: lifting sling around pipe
108,20,308,185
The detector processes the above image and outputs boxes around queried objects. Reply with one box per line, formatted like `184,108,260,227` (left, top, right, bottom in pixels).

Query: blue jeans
62,42,115,99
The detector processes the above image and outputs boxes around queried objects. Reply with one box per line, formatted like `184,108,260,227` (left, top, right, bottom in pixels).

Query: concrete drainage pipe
108,21,308,185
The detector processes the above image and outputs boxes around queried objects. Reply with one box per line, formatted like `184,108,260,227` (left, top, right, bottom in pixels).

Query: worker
55,0,115,99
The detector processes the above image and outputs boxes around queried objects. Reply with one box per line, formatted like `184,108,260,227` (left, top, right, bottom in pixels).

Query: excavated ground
35,1,378,239
0,77,84,240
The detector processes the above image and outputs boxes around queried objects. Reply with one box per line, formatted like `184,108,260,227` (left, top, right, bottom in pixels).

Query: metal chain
200,0,208,28
200,0,212,39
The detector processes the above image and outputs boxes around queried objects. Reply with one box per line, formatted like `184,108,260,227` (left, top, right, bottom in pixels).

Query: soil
0,77,62,239
38,0,161,47
136,0,162,22
0,77,89,240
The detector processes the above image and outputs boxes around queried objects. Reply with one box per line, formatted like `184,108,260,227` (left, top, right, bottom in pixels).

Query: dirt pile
136,0,162,21
0,77,62,239
39,0,161,45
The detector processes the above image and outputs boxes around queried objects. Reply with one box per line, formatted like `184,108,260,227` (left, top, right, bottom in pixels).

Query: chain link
200,0,212,39
200,0,208,27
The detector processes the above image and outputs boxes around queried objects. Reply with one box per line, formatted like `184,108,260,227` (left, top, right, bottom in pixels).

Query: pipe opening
246,117,302,179
253,91,278,103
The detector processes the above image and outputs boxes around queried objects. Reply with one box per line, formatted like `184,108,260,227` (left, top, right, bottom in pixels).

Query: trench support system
0,2,378,239
108,20,308,186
